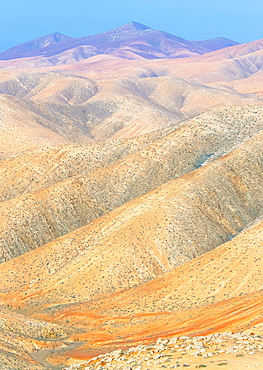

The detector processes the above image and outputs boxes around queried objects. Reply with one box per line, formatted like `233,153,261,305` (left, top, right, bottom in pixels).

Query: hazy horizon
1,0,262,52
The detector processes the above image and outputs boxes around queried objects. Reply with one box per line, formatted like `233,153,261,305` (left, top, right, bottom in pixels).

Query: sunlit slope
0,95,72,158
0,69,260,153
211,69,263,97
77,217,263,317
1,128,263,309
19,74,258,137
1,106,263,262
43,291,263,365
60,39,263,86
0,128,171,201
1,38,263,87
34,219,263,363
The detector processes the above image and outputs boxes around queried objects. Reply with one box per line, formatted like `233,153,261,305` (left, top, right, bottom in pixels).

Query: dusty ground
64,333,263,369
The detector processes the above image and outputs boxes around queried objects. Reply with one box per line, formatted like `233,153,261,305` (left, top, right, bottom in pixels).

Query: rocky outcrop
64,332,263,370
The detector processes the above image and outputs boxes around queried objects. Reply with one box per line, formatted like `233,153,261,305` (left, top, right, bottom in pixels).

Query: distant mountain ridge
0,22,239,64
0,32,73,60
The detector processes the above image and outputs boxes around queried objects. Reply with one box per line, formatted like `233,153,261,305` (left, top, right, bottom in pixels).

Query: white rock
169,337,178,344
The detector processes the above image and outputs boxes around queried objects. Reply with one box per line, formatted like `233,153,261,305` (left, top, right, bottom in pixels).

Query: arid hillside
33,218,263,365
1,105,263,263
0,34,263,159
0,69,260,158
1,30,263,370
1,124,263,312
2,206,263,368
0,305,76,370
53,38,263,85
0,129,171,201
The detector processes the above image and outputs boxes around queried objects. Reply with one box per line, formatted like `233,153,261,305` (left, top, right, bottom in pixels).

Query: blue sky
1,0,262,51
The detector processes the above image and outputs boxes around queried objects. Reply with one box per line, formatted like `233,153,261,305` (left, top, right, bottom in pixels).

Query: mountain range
1,22,263,370
0,22,239,65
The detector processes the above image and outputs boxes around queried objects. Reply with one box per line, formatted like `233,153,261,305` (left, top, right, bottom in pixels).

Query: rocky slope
0,128,170,201
65,332,263,370
1,213,260,368
1,105,263,262
1,126,263,312
1,31,263,370
30,217,263,366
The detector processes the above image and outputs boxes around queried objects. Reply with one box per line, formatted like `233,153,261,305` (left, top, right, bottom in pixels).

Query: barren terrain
1,26,263,369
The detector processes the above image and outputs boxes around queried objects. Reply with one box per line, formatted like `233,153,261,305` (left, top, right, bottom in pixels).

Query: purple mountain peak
125,22,152,31
0,22,240,62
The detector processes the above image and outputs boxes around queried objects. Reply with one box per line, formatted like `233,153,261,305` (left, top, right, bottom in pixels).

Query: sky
0,0,262,51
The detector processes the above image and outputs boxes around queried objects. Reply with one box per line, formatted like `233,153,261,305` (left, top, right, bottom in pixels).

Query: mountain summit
0,32,72,60
127,21,152,30
0,22,239,64
102,21,153,39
